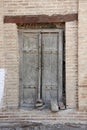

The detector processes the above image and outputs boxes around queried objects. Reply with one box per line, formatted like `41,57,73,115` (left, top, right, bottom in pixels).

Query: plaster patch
0,69,5,108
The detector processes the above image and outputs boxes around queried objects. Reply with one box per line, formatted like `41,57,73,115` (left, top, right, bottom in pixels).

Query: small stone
35,99,43,107
59,102,65,110
51,99,59,112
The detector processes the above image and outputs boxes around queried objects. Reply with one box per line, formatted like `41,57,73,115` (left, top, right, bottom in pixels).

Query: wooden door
19,29,63,110
42,33,58,108
19,32,39,108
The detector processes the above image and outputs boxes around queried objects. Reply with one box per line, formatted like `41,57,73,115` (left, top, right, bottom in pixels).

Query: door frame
18,29,64,108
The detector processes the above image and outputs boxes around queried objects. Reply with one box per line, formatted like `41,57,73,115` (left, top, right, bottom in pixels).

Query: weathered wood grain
4,14,78,23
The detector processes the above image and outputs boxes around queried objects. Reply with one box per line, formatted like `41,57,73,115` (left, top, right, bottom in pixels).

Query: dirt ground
0,122,87,130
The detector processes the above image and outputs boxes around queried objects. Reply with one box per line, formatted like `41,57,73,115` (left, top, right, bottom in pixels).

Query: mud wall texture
4,0,78,15
0,0,86,115
3,0,78,110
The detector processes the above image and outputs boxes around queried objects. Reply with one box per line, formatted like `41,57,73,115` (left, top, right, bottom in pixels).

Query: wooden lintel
4,14,78,24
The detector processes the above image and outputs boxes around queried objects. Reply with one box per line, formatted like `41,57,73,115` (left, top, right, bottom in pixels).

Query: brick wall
0,0,5,110
4,24,19,109
0,1,4,68
66,21,78,109
78,0,87,111
0,0,78,108
3,0,78,110
4,0,78,15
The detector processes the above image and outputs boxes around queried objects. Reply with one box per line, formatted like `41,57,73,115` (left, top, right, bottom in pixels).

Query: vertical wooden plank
36,33,43,108
24,33,38,108
38,33,41,100
42,33,58,109
58,30,65,109
18,30,24,106
19,31,39,108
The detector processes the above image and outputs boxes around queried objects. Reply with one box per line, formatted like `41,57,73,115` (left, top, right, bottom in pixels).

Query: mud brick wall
0,0,6,110
65,21,78,109
0,0,86,112
78,0,87,111
4,24,19,109
3,0,78,110
0,1,4,69
4,0,78,15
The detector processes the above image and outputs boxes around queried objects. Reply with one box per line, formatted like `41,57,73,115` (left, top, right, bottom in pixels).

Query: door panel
42,33,58,107
20,33,39,108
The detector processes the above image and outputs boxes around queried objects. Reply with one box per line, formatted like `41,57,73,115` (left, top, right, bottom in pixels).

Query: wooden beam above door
4,14,78,24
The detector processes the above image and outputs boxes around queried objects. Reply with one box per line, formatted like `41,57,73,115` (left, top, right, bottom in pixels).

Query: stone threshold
0,109,87,124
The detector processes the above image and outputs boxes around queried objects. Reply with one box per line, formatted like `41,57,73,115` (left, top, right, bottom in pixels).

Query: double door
19,29,64,110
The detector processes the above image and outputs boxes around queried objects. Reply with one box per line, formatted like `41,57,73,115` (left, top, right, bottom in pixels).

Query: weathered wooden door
42,33,59,108
19,29,63,110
